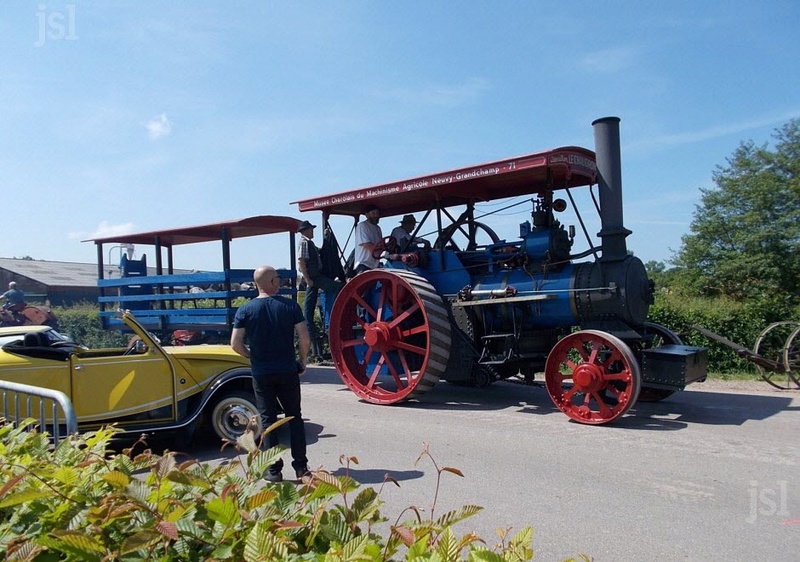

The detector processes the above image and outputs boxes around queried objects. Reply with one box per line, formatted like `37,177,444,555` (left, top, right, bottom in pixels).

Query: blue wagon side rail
96,268,297,331
85,215,302,333
1,379,78,446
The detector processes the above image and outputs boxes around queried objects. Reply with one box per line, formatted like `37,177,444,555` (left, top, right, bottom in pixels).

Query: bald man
231,265,311,482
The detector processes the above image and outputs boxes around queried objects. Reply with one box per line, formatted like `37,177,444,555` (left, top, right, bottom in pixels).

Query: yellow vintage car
0,310,261,442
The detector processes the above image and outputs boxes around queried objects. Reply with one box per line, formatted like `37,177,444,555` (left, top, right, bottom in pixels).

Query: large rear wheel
329,269,451,404
545,330,641,425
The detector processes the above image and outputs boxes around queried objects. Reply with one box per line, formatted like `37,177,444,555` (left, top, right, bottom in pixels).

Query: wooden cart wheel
753,321,800,390
781,324,800,389
329,269,451,404
635,322,682,402
545,330,641,425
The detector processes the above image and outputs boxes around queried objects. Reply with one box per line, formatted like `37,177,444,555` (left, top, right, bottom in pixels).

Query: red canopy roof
293,146,597,218
85,215,302,247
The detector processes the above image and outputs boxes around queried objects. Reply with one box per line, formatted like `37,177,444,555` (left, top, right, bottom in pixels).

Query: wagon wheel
545,330,641,425
753,321,800,390
433,219,500,251
634,322,682,402
329,269,451,404
784,324,800,388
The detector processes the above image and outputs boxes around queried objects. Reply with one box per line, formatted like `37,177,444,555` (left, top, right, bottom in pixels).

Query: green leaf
468,548,505,561
0,489,52,508
50,465,79,486
207,497,240,527
435,505,483,529
120,529,161,555
320,511,353,545
50,529,106,553
102,469,130,489
350,487,383,523
340,534,369,560
436,527,459,562
246,489,278,511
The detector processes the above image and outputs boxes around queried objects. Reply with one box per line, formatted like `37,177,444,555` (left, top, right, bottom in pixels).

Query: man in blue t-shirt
231,265,311,482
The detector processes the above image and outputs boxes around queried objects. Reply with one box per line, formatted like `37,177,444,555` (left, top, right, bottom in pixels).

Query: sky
1,1,798,272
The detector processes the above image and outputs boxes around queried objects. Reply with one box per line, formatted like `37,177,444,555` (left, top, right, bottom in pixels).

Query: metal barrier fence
0,380,78,446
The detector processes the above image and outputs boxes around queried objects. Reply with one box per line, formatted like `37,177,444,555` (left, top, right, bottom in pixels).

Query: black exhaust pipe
592,116,631,262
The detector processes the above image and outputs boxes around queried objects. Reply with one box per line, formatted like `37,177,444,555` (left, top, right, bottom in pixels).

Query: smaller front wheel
545,330,641,425
209,390,261,441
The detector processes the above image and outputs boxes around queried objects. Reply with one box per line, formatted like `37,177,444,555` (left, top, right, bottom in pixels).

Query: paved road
188,367,799,561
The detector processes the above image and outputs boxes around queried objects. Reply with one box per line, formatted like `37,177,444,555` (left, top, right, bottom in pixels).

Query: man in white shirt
353,204,383,274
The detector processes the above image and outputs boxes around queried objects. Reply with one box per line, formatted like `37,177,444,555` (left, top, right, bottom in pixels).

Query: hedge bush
648,291,794,374
53,302,128,349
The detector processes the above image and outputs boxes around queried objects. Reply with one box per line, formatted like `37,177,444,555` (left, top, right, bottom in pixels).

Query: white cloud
69,221,137,241
384,77,490,108
628,109,800,152
579,47,638,73
146,113,172,140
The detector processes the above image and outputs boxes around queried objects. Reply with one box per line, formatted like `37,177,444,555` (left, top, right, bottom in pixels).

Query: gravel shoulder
686,377,799,394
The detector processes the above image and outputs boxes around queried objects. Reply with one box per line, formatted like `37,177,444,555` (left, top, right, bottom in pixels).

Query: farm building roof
0,257,100,287
0,257,190,288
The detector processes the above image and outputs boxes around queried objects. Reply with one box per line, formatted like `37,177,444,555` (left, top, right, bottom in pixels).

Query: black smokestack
592,116,631,261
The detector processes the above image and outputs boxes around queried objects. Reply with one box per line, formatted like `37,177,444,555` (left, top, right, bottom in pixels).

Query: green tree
673,119,800,307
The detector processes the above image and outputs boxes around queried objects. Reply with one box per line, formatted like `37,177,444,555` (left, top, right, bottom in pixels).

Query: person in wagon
353,203,383,274
296,220,342,356
390,214,417,251
2,281,25,311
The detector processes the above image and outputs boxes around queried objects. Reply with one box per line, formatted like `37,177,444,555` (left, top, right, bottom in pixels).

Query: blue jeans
251,371,308,471
310,275,343,330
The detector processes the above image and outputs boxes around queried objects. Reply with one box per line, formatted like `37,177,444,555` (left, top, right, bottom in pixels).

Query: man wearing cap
353,204,383,274
390,214,417,251
297,220,342,354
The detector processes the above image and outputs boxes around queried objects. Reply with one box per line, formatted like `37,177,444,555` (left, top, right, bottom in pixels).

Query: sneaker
295,466,311,480
264,469,283,483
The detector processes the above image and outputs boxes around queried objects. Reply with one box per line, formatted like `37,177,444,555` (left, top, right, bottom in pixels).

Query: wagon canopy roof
84,215,302,247
293,146,597,218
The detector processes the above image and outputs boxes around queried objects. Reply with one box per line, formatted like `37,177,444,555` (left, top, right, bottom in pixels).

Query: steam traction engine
294,117,707,425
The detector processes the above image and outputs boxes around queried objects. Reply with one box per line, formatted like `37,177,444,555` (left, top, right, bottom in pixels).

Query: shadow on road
327,467,424,485
304,367,796,430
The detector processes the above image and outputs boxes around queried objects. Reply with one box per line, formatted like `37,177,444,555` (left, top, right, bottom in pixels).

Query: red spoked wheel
329,269,451,404
545,330,641,425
